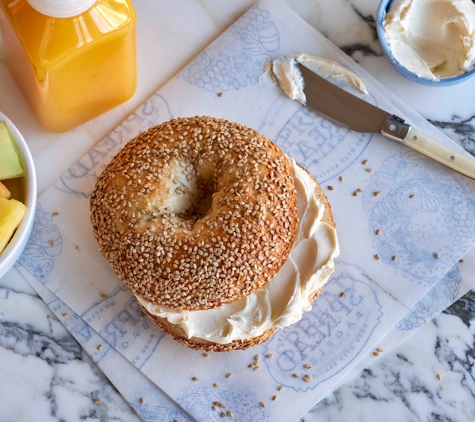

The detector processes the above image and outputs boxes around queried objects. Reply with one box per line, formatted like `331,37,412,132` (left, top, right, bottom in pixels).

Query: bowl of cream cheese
377,0,475,86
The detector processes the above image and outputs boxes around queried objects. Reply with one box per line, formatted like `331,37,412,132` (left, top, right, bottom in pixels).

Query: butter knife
297,63,475,179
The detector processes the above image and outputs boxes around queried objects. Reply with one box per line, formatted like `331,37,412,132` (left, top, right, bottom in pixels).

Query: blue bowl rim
376,0,475,85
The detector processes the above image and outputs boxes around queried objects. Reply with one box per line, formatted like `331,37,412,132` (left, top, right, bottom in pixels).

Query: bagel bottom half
140,165,336,352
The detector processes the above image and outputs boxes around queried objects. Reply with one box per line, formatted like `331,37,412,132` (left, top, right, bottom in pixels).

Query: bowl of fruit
0,112,36,279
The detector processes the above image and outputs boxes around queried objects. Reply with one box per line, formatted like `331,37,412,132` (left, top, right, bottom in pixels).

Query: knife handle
403,128,475,180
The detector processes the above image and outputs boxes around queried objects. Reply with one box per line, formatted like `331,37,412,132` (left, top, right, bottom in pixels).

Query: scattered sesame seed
227,410,232,417
304,364,312,369
214,401,220,407
460,259,464,263
213,406,218,411
362,160,368,165
377,348,383,352
192,377,199,381
357,188,363,192
226,373,233,378
260,402,266,408
339,176,344,182
266,354,273,358
365,168,372,173
272,395,277,401
375,254,380,260
376,229,381,235
373,352,379,356
214,383,220,388
292,373,299,378
392,255,397,261
410,194,416,198
75,245,80,252
254,355,259,361
62,313,69,318
254,366,260,371
278,386,283,391
248,364,254,368
353,191,358,197
140,397,145,404
218,92,223,97
437,374,441,380
93,399,100,404
339,292,345,297
52,212,58,216
434,253,440,259
327,186,334,191
220,411,225,418
97,344,102,351
48,240,54,246
203,353,209,358
173,420,179,422
374,191,381,196
219,402,226,408
100,294,107,299
304,377,310,383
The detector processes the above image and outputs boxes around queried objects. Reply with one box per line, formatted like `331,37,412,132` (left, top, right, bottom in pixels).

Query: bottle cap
27,0,97,18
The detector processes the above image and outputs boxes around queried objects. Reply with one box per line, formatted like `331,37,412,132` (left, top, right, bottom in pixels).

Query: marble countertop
1,0,475,421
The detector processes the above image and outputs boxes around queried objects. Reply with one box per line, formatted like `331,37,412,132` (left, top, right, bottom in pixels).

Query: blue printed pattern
182,5,279,93
364,152,475,284
396,265,461,330
17,202,62,283
264,265,383,392
179,387,270,421
129,402,191,422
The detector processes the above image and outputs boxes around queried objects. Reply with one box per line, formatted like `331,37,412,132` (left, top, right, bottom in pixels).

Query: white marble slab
1,0,475,421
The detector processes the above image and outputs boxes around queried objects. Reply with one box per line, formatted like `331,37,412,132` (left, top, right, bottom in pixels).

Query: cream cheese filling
383,0,475,80
137,157,339,344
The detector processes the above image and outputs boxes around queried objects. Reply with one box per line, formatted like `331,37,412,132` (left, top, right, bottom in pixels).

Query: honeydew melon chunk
0,197,27,254
0,182,10,199
0,120,25,180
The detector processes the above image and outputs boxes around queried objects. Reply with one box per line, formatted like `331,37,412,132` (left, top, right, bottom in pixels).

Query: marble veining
1,0,475,421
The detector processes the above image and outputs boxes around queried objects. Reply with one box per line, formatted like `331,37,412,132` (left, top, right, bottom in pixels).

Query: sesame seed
374,191,381,196
213,406,218,411
214,383,220,388
48,240,54,246
93,399,100,404
219,402,226,408
75,245,80,251
254,366,260,371
260,402,266,408
192,377,199,381
278,386,283,391
460,259,464,263
373,352,379,356
410,194,416,198
203,353,209,358
100,294,107,299
365,168,372,173
227,410,232,417
220,411,225,418
339,292,344,297
357,188,363,192
327,186,334,191
292,373,299,378
362,160,368,165
375,254,380,260
97,344,102,350
218,92,223,97
392,255,397,261
434,253,440,259
52,212,58,216
140,397,145,404
266,354,273,358
353,191,358,197
304,364,312,368
272,395,277,401
62,313,69,318
254,355,259,361
437,374,441,380
377,348,383,352
339,176,343,182
226,373,233,378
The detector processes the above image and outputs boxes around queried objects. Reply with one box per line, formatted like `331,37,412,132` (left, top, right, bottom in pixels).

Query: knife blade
297,63,475,180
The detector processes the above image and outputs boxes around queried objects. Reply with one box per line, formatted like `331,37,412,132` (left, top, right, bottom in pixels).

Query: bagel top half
90,116,298,311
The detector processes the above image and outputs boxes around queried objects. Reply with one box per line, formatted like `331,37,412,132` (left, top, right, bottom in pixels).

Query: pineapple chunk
0,182,11,199
0,198,27,254
0,120,25,180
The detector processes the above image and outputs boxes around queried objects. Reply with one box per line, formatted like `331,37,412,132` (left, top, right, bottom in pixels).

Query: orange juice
0,0,136,132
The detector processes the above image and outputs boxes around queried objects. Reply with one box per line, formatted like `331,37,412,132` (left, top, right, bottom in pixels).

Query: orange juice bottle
0,0,136,132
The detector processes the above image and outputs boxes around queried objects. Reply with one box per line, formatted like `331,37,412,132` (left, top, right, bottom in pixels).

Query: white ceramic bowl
0,112,37,279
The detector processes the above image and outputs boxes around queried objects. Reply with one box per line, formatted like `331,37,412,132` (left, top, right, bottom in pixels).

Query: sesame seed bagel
90,116,298,311
140,166,335,352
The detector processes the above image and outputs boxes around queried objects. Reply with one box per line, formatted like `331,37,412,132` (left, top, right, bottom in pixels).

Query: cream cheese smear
383,0,475,80
137,157,340,344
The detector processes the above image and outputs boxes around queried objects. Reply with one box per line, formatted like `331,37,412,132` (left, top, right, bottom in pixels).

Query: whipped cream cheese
383,0,475,80
267,54,367,105
137,157,340,344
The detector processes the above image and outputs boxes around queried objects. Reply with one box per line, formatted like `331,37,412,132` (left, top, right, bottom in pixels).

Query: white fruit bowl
0,112,37,279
